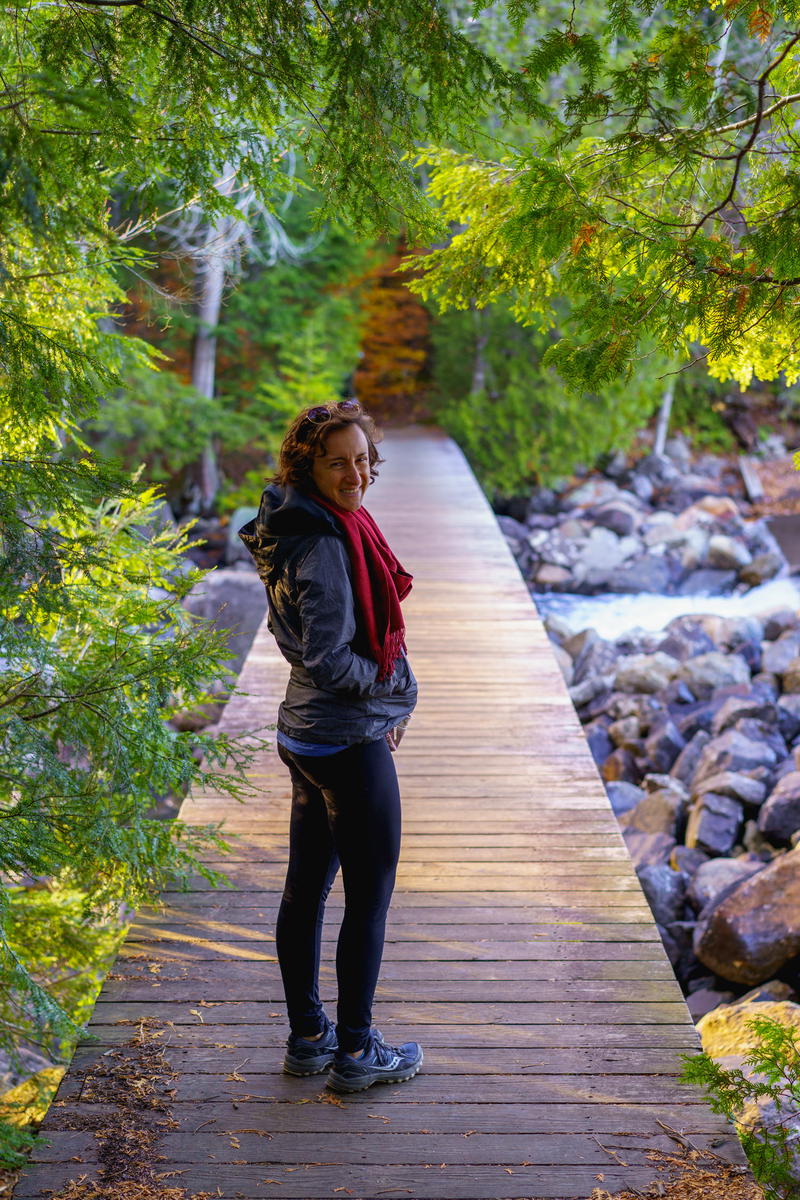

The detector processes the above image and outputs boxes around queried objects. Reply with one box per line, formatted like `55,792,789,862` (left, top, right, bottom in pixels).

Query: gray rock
569,672,615,708
762,629,800,675
707,533,752,570
687,856,764,913
782,656,800,694
656,626,716,662
687,986,737,1022
711,695,776,736
637,864,688,926
534,563,573,588
763,609,798,641
589,504,639,538
614,652,681,694
693,728,778,785
677,568,738,595
562,478,628,509
777,695,800,741
671,729,712,787
685,793,744,856
740,552,783,586
758,772,800,842
605,781,645,817
643,717,686,773
226,506,260,565
601,747,640,784
693,848,800,984
622,828,677,868
743,819,781,859
182,568,267,677
620,785,686,838
584,720,614,768
670,845,710,875
552,643,574,684
678,652,751,698
738,980,798,1005
571,632,620,685
608,555,673,594
497,514,528,544
664,435,692,471
693,771,767,809
608,715,642,750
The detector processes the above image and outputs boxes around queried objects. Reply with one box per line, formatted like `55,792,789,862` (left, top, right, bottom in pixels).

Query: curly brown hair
274,402,385,491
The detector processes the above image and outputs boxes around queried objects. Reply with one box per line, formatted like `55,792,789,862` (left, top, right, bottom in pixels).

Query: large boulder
614,652,681,693
758,772,800,842
643,716,686,773
637,864,688,926
693,771,767,809
693,728,778,786
711,695,776,736
762,629,800,675
182,568,267,676
620,783,687,838
685,793,744,856
605,780,645,818
707,533,751,570
687,856,765,914
694,848,800,983
671,729,712,787
678,652,751,698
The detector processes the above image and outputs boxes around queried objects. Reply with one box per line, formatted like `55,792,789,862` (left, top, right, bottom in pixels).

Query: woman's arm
294,537,408,698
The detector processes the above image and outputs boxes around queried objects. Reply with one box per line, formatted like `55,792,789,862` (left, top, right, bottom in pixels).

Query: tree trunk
470,302,488,395
188,169,245,514
653,381,675,457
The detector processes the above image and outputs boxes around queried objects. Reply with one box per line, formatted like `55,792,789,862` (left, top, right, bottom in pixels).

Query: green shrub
681,1015,800,1200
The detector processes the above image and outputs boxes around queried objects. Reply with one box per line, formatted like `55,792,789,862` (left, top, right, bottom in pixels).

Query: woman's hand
385,726,403,752
386,716,411,752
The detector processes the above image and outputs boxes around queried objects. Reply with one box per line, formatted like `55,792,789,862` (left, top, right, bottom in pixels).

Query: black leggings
276,738,401,1053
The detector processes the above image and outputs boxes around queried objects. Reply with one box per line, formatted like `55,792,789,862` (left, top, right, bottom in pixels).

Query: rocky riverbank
497,439,800,1023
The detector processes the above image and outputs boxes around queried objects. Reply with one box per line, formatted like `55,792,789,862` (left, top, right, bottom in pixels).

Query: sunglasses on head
302,399,362,428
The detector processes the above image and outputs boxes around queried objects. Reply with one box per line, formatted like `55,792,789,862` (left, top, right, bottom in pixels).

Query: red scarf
313,495,412,679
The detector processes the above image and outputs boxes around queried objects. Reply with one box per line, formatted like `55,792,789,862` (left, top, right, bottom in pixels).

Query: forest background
4,0,800,1172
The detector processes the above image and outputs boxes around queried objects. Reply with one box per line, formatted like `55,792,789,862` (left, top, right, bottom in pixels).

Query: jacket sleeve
294,536,409,698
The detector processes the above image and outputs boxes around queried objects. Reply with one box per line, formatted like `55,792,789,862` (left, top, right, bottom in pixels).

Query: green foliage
409,5,800,392
671,369,736,452
429,299,665,494
85,363,227,480
681,1015,800,1200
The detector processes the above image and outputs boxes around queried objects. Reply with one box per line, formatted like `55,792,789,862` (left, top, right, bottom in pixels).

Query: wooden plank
18,428,749,1200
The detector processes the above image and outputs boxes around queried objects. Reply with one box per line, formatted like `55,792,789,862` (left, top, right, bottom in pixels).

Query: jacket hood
238,484,341,585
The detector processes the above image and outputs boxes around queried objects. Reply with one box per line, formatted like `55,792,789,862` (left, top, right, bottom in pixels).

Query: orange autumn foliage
352,241,432,422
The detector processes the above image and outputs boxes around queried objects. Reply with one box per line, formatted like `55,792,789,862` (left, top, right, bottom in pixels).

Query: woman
238,400,421,1094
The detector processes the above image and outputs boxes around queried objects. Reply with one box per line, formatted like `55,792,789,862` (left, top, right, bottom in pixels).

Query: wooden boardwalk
17,428,747,1200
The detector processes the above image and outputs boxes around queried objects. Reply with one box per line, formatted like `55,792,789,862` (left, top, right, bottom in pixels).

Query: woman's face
310,422,371,512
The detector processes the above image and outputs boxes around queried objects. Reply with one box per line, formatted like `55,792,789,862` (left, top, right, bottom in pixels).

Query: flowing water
533,576,800,640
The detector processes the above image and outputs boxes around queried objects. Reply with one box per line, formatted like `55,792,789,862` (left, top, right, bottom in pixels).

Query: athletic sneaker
283,1015,338,1076
327,1031,423,1093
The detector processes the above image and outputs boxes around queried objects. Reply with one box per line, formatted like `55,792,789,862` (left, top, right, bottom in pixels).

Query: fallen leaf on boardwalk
189,1009,204,1023
230,1128,272,1138
318,1092,345,1107
596,1174,604,1181
226,1071,246,1082
213,1043,236,1050
463,1130,477,1137
228,1137,241,1149
198,1000,222,1007
261,1180,284,1184
333,1188,353,1194
368,1114,389,1123
504,1168,513,1174
231,1160,246,1164
159,1171,187,1178
269,1012,281,1017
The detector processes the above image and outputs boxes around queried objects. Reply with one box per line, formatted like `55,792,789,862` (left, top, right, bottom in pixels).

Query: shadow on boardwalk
14,429,753,1200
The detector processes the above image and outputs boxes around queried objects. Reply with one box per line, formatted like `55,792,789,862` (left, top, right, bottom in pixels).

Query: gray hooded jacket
238,484,417,745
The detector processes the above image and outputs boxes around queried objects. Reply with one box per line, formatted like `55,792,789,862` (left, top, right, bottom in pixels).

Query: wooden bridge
16,429,749,1200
